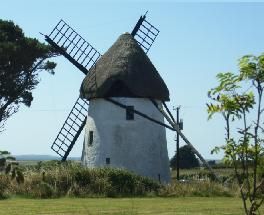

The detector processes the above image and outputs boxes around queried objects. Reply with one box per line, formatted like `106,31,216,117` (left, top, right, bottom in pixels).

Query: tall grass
159,181,238,197
0,161,238,199
0,175,10,199
2,161,160,198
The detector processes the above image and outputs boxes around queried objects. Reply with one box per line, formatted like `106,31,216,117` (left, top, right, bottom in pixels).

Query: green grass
1,197,263,215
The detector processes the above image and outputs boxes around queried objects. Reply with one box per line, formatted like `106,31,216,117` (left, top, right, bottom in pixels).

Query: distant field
1,197,262,215
171,167,235,180
17,160,81,166
17,160,39,166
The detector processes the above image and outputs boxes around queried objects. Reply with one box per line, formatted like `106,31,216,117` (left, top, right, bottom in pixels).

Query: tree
0,19,58,131
207,54,264,215
170,145,200,169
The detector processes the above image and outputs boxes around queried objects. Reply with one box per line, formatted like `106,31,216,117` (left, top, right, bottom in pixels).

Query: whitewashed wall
81,97,171,183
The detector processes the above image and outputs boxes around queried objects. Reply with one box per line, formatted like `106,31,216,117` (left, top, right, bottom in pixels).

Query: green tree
0,19,58,131
207,54,264,215
170,145,200,169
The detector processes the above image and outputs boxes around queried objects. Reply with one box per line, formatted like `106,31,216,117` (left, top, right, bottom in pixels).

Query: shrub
10,163,161,198
0,175,10,199
0,161,241,199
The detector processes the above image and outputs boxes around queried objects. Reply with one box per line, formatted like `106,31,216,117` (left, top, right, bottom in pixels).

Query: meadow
0,197,254,215
0,161,263,214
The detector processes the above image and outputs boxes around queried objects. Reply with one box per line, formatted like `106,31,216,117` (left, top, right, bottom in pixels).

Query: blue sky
1,1,264,159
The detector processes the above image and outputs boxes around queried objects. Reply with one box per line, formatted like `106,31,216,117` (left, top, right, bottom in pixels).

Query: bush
0,175,10,199
8,162,161,198
72,167,160,197
107,168,160,197
0,161,240,199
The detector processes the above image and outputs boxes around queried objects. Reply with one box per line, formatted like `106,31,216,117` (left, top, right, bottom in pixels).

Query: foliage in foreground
0,151,24,199
207,54,264,215
0,161,239,199
1,161,160,199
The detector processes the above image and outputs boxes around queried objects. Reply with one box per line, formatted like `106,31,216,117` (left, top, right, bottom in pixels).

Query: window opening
106,158,110,165
88,131,93,145
126,106,134,120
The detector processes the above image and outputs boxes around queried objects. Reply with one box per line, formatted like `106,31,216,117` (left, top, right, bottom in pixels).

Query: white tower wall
81,97,171,183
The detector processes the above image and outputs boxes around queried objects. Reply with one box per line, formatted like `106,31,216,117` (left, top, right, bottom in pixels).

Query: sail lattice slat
46,19,101,75
51,97,89,161
132,16,160,53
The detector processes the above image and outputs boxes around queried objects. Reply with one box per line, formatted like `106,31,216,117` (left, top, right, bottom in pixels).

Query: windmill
44,13,217,182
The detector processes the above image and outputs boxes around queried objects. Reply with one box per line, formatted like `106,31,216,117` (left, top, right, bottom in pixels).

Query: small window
88,131,93,145
106,158,110,165
126,106,134,120
158,174,161,183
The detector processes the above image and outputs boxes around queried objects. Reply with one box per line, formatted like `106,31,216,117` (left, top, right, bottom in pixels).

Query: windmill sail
51,98,89,161
131,14,160,53
45,20,101,160
45,19,101,75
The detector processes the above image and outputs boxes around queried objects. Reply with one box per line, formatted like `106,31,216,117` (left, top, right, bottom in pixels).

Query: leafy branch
207,54,264,215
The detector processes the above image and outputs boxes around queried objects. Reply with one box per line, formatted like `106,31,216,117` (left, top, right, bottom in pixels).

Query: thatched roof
80,33,169,101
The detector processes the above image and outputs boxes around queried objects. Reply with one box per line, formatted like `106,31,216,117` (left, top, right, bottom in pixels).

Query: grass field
1,197,263,215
